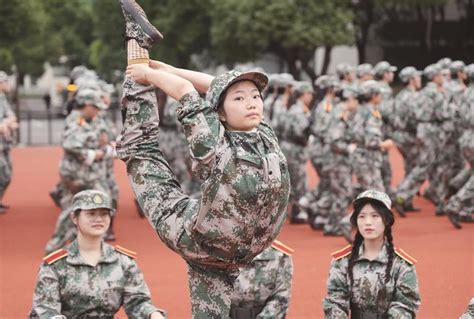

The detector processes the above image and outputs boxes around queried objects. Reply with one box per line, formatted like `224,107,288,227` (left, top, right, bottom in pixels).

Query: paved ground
0,146,472,318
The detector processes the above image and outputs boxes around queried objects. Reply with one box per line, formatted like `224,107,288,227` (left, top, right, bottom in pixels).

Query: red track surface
0,146,472,318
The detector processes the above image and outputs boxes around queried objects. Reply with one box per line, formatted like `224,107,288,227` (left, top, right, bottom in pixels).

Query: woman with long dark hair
323,190,421,318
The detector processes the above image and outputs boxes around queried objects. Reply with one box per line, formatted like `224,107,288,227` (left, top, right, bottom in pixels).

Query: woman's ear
70,212,78,226
218,110,226,122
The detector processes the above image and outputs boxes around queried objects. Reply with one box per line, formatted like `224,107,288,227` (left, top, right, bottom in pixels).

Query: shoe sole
122,0,163,42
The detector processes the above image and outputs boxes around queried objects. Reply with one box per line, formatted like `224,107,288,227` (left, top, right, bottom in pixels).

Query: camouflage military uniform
303,97,338,216
393,81,449,206
352,102,385,192
29,240,165,318
116,70,290,318
279,100,310,208
378,81,395,192
324,243,420,318
230,245,293,319
445,81,474,223
460,297,474,319
323,107,356,235
392,87,420,182
0,92,15,201
45,90,112,254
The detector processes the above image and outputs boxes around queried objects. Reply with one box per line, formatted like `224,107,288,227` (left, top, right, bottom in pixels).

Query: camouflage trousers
426,140,464,203
280,141,307,203
0,150,12,199
352,150,385,193
394,138,438,203
44,179,110,254
397,142,418,179
445,171,474,217
116,79,243,318
381,152,392,193
306,142,331,201
323,164,353,235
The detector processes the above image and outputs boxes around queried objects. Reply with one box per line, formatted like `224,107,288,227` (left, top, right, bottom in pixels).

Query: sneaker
447,211,462,229
120,0,163,50
0,207,6,214
290,207,308,224
460,215,474,223
0,203,10,210
404,203,421,212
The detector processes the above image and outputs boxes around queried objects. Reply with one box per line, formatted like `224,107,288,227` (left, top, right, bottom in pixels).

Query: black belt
230,303,264,319
351,307,387,319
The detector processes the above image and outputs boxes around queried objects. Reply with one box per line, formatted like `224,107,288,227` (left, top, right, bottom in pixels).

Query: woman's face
357,204,385,241
82,104,100,119
346,95,359,111
72,208,111,238
300,91,314,107
371,93,382,105
219,80,263,131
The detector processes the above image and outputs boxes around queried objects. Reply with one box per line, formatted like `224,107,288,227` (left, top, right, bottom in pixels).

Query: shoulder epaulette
371,110,382,120
115,245,137,259
43,249,68,265
271,240,294,256
395,247,417,265
331,245,353,260
77,117,85,126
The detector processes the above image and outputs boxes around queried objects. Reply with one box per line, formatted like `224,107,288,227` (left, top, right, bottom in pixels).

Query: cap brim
93,102,108,110
352,197,391,210
389,66,397,72
227,71,269,93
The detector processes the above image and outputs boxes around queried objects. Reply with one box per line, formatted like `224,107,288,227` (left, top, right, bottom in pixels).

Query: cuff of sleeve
104,145,114,158
84,150,96,166
176,90,207,121
147,307,167,318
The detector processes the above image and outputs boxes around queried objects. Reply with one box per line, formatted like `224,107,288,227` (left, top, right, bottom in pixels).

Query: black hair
347,198,395,291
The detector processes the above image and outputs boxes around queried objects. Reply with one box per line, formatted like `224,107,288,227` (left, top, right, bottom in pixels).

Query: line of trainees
26,0,474,318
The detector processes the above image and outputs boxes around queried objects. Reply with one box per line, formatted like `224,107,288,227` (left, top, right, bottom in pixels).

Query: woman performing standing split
117,1,290,317
324,190,421,318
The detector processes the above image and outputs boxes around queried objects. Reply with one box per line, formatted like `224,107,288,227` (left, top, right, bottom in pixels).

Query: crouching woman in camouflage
117,1,290,317
323,190,420,318
29,190,166,319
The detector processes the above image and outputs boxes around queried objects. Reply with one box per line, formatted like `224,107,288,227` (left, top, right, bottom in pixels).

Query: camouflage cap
341,86,359,99
353,189,392,210
449,60,466,74
314,75,339,90
399,66,422,83
75,88,107,109
279,73,295,87
359,80,382,96
335,63,355,77
466,64,474,80
423,64,442,80
374,61,397,76
293,81,314,93
356,63,374,78
70,65,89,81
267,74,279,87
72,190,114,214
437,57,452,69
206,69,268,110
0,71,8,83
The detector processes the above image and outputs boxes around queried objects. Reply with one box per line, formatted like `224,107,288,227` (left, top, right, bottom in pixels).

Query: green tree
209,0,354,81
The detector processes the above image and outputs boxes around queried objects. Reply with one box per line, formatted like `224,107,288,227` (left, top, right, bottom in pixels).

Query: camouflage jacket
0,93,15,151
459,85,474,164
231,246,293,319
379,81,395,138
415,82,451,143
29,240,164,319
177,91,290,265
59,112,109,186
310,97,338,142
270,95,288,137
327,107,356,167
324,243,420,318
279,100,311,146
392,88,419,146
352,103,385,167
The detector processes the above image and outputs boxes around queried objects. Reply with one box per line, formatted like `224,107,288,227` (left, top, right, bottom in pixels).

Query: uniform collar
66,239,118,266
354,241,389,264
